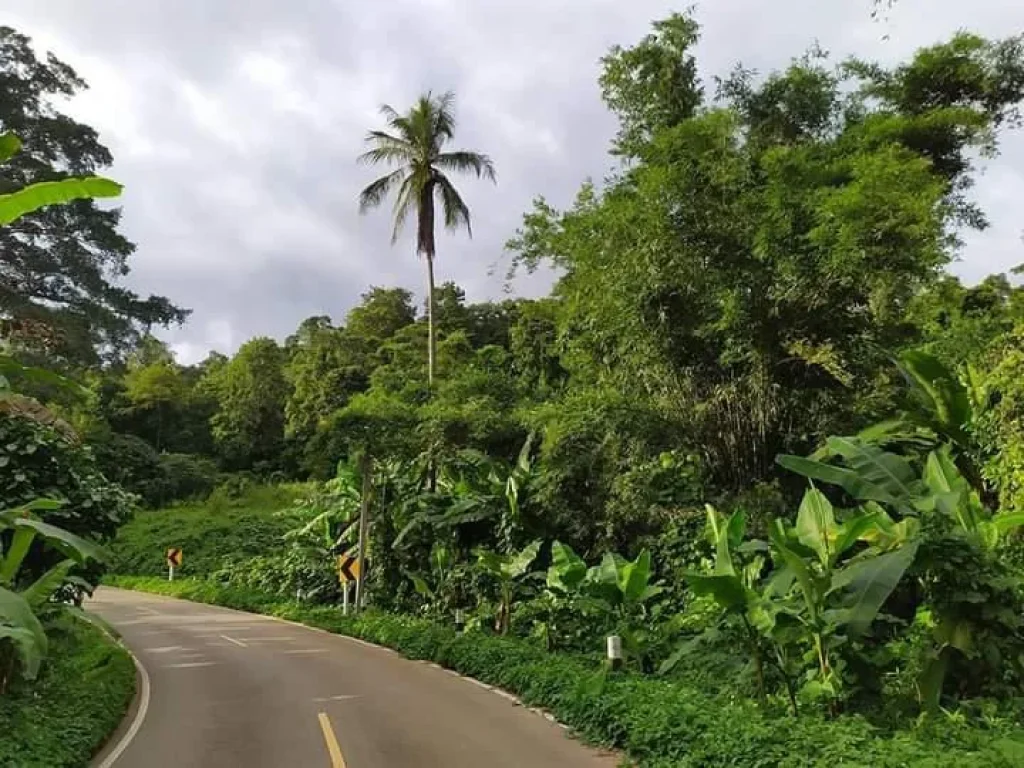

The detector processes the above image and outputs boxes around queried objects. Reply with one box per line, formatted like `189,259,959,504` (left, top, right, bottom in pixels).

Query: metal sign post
337,555,360,616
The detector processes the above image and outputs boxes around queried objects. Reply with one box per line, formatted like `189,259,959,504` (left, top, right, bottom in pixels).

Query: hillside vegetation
5,8,1024,768
110,483,308,577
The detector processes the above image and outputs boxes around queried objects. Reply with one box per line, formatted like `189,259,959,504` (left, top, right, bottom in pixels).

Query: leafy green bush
90,432,220,507
0,413,134,581
87,431,164,501
153,453,220,503
109,576,1024,768
1,497,108,686
0,615,135,767
109,483,308,577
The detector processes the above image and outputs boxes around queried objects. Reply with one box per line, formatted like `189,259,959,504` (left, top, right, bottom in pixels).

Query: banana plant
405,542,455,611
0,498,106,686
768,488,920,700
544,542,663,663
779,439,1023,547
391,451,500,550
581,549,663,615
683,494,919,709
287,462,362,556
473,540,541,634
529,541,590,651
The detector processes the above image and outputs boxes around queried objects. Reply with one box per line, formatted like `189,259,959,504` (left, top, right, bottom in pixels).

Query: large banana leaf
769,528,822,622
994,513,1024,534
686,572,749,611
618,549,652,604
920,448,984,533
778,438,920,513
506,540,542,579
898,350,972,446
0,498,64,522
827,541,919,635
0,177,123,225
831,511,886,563
0,624,43,678
473,548,504,577
584,553,625,605
923,446,966,495
795,487,836,567
0,586,47,679
22,560,74,610
704,505,740,576
0,527,35,585
547,541,586,592
12,517,106,564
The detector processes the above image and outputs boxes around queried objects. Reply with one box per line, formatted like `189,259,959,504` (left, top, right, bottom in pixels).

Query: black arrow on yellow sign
166,548,183,568
336,555,360,583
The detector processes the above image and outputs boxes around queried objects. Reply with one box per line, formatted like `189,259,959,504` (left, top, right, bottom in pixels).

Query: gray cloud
7,0,1023,362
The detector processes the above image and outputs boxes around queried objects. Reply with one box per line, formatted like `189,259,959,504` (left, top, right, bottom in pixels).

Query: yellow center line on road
317,712,348,768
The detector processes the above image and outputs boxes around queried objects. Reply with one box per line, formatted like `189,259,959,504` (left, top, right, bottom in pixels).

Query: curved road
88,588,618,768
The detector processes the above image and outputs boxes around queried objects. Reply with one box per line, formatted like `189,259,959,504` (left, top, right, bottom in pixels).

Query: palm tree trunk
425,250,436,389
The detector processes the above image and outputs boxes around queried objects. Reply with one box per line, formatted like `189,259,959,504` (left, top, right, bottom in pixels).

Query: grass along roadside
0,614,136,768
107,576,1024,767
108,483,308,578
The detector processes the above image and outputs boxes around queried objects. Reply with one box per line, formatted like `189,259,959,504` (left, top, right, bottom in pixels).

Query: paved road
89,588,618,768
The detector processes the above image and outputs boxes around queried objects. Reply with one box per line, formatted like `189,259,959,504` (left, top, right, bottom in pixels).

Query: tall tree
357,92,495,387
0,27,187,366
509,18,1024,492
205,338,290,472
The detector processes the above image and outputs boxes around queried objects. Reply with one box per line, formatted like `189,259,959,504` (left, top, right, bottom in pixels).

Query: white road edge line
220,634,247,647
95,649,151,768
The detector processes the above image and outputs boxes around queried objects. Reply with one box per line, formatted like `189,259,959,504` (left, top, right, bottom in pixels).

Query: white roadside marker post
606,635,623,670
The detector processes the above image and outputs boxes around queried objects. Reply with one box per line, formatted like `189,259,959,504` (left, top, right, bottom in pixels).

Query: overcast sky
8,1,1024,363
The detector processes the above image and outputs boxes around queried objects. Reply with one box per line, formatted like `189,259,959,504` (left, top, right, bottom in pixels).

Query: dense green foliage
0,615,135,768
111,577,1024,768
109,483,307,577
7,8,1024,764
1,414,134,566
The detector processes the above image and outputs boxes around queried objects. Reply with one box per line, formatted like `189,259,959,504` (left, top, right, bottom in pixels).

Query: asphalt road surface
89,588,619,768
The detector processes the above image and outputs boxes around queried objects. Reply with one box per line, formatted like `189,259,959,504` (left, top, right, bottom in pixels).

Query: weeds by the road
108,577,1024,767
0,615,135,767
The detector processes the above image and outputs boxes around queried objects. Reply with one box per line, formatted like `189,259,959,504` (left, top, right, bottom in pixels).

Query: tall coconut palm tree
357,91,495,388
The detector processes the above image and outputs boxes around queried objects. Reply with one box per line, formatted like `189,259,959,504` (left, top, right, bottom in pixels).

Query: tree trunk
425,250,436,389
417,180,438,391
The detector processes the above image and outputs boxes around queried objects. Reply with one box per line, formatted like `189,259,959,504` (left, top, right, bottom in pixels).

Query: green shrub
88,431,164,501
0,616,135,767
89,432,220,508
0,413,134,581
109,483,309,577
152,453,220,503
109,576,1024,768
